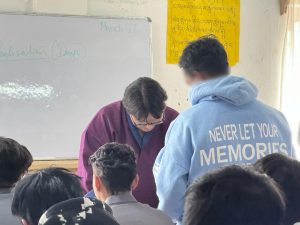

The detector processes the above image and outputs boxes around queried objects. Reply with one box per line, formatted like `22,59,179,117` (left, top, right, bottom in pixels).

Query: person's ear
21,219,29,225
131,174,139,191
93,174,102,191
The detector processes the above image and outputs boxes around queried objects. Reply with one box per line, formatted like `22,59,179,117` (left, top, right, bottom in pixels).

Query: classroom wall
0,0,285,111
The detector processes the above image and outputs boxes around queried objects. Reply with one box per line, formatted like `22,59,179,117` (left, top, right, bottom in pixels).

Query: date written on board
99,21,137,33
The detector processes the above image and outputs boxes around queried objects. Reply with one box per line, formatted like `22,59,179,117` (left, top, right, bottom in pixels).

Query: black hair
11,167,83,225
179,35,229,77
184,165,286,225
0,137,33,186
254,153,300,225
89,143,136,195
122,77,167,120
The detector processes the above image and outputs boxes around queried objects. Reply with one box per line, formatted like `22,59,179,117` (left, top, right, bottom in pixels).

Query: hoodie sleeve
153,116,193,224
77,111,114,192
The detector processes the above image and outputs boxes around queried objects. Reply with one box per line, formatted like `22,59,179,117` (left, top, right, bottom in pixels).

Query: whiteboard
0,13,152,159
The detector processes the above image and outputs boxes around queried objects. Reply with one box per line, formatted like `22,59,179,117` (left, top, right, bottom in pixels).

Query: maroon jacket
77,101,178,208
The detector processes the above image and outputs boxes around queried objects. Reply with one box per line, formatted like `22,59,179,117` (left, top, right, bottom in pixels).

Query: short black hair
122,77,167,120
0,137,32,186
179,35,229,77
184,165,285,225
254,153,300,225
90,143,136,195
11,167,83,225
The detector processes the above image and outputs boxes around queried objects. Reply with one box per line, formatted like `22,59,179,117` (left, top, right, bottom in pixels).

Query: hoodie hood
189,75,258,106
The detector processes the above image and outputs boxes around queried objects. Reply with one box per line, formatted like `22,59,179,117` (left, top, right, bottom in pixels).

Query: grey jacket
0,188,21,225
106,192,174,225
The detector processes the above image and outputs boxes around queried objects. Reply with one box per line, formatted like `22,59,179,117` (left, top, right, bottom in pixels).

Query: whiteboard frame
0,11,153,160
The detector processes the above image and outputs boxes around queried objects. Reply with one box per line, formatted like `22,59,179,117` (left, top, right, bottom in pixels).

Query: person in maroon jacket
77,77,178,208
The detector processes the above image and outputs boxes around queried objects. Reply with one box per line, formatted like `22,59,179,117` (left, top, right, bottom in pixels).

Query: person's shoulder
111,201,173,225
0,192,20,225
87,101,123,127
164,106,179,122
165,106,179,115
0,189,13,200
174,104,205,122
92,101,123,119
138,203,174,224
254,100,289,124
98,101,122,114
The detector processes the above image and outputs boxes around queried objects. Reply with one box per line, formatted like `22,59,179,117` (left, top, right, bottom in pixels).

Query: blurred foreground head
184,165,285,225
254,153,300,225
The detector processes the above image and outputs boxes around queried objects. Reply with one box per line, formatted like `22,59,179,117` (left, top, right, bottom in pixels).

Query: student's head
90,143,138,201
184,165,285,225
0,137,32,187
179,35,229,85
11,167,83,225
122,77,167,133
254,153,300,225
38,197,120,225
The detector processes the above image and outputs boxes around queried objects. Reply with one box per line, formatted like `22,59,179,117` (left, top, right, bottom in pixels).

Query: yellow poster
166,0,240,66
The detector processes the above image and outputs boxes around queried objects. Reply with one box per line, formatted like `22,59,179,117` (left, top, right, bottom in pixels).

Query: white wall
0,0,285,111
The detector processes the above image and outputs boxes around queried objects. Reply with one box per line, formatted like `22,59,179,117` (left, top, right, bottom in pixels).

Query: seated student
77,77,178,208
89,142,173,225
11,167,83,225
183,165,286,225
154,35,295,223
0,137,33,225
253,153,300,225
38,197,120,225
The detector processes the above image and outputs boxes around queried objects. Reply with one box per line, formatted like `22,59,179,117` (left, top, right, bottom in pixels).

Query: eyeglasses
130,113,165,127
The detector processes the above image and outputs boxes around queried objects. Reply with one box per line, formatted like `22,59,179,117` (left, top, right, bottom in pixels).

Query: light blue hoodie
153,75,294,224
